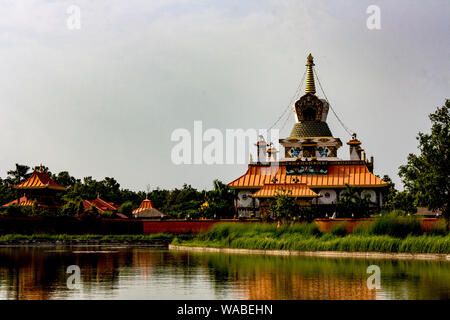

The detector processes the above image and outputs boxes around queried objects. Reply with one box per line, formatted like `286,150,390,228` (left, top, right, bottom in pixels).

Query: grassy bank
0,233,175,243
173,221,450,254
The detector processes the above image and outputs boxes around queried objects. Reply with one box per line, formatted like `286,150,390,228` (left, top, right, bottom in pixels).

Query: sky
0,0,448,191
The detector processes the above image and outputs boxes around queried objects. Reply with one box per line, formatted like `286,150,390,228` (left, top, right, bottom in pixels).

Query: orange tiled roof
133,198,155,214
252,183,318,198
228,164,387,189
83,198,119,212
2,196,35,207
13,171,67,191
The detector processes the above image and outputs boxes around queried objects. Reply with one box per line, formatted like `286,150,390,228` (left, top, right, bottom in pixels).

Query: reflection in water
0,246,449,300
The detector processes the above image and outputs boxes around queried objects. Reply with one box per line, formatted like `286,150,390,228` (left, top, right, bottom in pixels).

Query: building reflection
233,272,376,300
0,247,449,300
0,247,132,300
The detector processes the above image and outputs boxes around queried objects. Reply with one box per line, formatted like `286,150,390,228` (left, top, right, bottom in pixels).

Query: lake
0,245,449,300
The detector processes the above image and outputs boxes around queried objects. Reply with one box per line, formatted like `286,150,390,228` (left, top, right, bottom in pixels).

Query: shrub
99,210,114,218
119,201,134,216
4,205,28,217
329,223,348,237
427,219,448,236
368,212,423,238
59,200,84,216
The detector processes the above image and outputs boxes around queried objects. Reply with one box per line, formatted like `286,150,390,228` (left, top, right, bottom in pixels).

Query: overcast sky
0,0,448,191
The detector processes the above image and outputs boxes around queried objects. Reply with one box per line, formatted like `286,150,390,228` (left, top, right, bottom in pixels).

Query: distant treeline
0,164,235,219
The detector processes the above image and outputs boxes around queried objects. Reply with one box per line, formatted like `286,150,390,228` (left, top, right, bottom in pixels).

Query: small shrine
132,196,166,219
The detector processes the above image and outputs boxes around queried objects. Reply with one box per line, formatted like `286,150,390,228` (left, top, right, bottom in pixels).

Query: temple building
228,54,388,217
2,167,67,210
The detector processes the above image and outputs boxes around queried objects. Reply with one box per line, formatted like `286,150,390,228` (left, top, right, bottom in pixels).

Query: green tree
202,180,235,219
5,164,31,185
119,201,134,216
380,175,416,214
53,171,77,187
384,191,417,214
336,185,372,218
268,188,297,224
0,177,14,206
59,198,84,216
399,100,450,227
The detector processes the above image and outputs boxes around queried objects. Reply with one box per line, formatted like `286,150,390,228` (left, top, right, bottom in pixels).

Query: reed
178,221,450,254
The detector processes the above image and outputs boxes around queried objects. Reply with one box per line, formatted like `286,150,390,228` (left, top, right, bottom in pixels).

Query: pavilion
3,167,67,210
132,196,166,219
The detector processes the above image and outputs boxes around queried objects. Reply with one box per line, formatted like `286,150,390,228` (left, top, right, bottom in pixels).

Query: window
302,107,316,121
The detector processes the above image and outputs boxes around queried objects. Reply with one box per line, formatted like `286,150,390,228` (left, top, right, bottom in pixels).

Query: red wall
314,218,445,233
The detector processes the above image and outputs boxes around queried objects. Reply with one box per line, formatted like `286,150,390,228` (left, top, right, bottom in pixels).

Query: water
0,245,449,300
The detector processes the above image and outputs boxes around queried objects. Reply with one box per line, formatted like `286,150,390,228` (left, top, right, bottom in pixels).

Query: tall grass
177,220,450,254
367,213,423,237
196,222,321,242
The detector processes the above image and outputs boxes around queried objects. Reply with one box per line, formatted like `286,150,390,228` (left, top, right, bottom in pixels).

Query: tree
202,180,235,219
268,188,297,224
5,164,31,185
380,175,416,214
53,171,77,187
383,191,417,214
119,201,134,216
381,175,396,205
399,100,450,227
336,185,372,218
59,199,84,216
0,178,14,206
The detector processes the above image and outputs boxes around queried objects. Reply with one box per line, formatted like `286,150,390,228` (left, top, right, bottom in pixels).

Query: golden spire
305,53,316,94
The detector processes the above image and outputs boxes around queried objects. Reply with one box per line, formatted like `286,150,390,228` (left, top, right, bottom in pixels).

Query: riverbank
171,222,450,256
169,244,450,261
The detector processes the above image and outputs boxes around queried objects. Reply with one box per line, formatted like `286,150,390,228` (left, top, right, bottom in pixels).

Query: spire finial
305,53,316,94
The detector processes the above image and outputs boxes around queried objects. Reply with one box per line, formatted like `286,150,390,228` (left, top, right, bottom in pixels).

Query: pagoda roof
133,198,166,218
228,164,388,189
2,196,35,207
134,208,166,218
83,198,119,212
13,171,67,191
252,183,318,198
132,198,155,214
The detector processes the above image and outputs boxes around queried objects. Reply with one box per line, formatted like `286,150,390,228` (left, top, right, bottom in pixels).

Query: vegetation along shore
0,233,175,245
172,215,450,255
